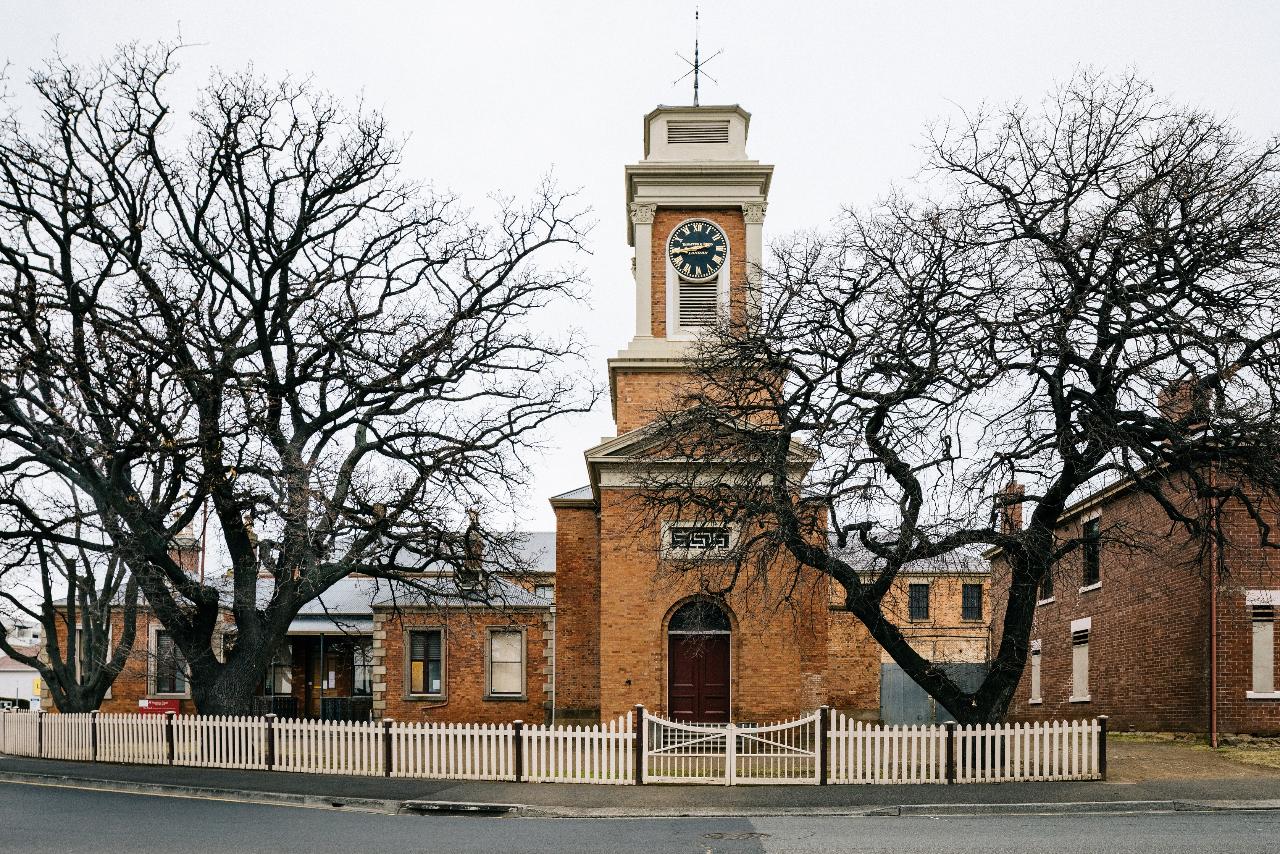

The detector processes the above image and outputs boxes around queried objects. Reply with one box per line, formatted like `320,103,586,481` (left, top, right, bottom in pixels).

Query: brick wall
992,482,1220,732
45,608,200,714
1213,496,1280,735
374,607,549,724
595,489,830,723
648,208,746,339
550,504,601,721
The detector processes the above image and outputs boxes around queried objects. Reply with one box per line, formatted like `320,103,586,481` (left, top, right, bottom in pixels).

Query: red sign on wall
137,698,181,715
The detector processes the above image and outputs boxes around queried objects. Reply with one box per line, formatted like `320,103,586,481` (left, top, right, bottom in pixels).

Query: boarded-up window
1070,621,1090,701
1030,640,1042,703
409,630,443,695
487,629,524,697
1253,603,1275,695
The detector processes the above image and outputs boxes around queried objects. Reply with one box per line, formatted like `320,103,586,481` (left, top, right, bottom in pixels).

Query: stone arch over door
665,598,732,722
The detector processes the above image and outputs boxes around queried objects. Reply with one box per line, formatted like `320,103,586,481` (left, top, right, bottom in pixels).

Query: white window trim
1078,581,1103,594
1036,596,1056,606
1069,695,1092,703
1246,692,1280,700
664,217,731,340
484,626,527,701
1071,617,1092,633
147,624,191,699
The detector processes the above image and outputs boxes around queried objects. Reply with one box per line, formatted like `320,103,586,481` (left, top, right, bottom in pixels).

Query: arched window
667,599,731,634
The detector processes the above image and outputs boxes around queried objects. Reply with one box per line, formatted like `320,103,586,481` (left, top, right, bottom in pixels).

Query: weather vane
674,7,721,107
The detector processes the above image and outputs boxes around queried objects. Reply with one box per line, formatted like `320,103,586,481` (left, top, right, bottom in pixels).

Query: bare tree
639,72,1280,723
0,44,595,713
0,478,141,712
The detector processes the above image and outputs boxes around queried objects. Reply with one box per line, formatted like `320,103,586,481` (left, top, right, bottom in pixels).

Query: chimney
998,480,1025,535
1157,378,1210,427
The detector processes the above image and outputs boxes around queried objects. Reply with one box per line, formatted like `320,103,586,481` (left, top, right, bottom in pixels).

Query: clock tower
552,105,841,727
609,105,773,433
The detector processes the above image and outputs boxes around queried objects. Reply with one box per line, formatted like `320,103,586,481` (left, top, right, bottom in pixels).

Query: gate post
725,723,737,786
817,706,830,785
633,704,645,786
90,710,99,763
1097,716,1108,782
382,718,394,777
36,709,44,758
165,711,175,765
512,720,525,782
264,714,277,771
944,720,957,784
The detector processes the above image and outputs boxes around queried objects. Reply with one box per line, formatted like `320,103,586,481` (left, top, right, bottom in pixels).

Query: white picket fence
0,708,1104,786
523,712,634,784
828,717,947,784
826,713,1103,784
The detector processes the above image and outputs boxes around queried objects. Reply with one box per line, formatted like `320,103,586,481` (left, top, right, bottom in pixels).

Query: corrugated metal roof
829,536,989,576
551,485,594,501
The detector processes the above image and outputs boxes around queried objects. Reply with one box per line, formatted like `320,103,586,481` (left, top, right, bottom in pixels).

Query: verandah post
90,710,99,763
382,718,393,778
512,720,525,782
264,713,277,771
633,704,645,786
1097,716,1108,782
944,721,957,784
36,709,44,758
164,711,175,766
817,706,830,785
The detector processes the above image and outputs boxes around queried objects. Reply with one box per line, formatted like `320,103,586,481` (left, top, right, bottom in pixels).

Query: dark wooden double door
668,634,730,722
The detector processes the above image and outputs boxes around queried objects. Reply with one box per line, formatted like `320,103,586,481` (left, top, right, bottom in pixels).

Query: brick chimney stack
998,480,1025,534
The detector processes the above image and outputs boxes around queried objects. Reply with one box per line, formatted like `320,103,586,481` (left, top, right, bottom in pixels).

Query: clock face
667,219,727,281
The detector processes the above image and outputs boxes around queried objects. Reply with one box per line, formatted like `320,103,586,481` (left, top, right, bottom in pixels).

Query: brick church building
545,104,989,726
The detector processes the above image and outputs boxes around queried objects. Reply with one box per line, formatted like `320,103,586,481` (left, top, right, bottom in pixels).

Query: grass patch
1109,731,1208,746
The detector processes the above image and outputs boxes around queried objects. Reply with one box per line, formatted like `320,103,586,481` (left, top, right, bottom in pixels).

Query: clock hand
670,243,714,255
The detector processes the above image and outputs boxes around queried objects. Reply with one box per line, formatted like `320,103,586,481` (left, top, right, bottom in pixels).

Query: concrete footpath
4,753,1280,817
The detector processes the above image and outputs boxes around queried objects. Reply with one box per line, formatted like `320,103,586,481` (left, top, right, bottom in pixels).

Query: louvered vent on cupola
677,279,719,328
667,120,730,145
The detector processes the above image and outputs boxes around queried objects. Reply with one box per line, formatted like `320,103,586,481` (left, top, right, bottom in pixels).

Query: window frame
149,626,190,699
1028,640,1043,705
1069,617,1091,703
907,583,931,622
1037,569,1055,605
75,623,113,700
1080,515,1102,590
1247,591,1280,699
484,626,527,702
961,583,984,622
403,627,446,701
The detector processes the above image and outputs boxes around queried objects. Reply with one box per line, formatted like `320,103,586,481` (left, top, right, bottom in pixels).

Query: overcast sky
5,0,1279,531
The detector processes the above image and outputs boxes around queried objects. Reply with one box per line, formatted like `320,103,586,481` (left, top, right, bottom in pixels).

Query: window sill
1069,695,1091,704
1079,582,1102,593
404,694,446,702
961,617,985,623
1036,597,1056,607
1028,699,1043,706
1246,691,1280,700
484,694,527,703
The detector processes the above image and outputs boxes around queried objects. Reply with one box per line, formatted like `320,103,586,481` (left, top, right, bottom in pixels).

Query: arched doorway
667,599,731,722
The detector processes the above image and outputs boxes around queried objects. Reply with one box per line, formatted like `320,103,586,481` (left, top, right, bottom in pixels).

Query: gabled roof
0,645,40,671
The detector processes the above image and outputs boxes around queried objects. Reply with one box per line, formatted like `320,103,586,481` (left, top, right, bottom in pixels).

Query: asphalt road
3,781,1280,854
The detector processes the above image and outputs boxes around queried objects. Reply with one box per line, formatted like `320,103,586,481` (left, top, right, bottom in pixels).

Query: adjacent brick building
989,474,1280,736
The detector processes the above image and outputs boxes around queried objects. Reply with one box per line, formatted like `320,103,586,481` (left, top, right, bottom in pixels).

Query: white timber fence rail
0,707,1108,785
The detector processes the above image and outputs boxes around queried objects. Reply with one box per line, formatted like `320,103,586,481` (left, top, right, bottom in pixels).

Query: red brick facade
373,607,550,724
992,478,1280,735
